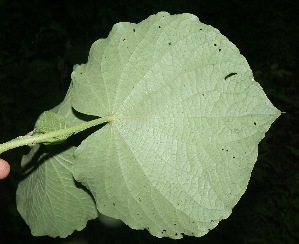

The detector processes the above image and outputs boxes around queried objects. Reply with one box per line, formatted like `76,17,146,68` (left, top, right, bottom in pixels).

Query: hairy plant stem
0,116,113,154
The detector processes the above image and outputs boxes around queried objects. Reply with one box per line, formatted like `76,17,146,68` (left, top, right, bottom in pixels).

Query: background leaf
72,12,280,239
16,86,98,237
33,111,68,144
16,146,97,237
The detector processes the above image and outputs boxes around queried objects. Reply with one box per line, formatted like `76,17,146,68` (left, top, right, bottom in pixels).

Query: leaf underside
16,88,98,238
17,12,280,239
71,12,280,239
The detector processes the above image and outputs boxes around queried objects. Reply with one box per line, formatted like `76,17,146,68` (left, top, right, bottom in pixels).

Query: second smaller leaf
34,111,68,144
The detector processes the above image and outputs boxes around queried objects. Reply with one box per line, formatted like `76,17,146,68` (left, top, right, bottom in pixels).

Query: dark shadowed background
0,0,298,243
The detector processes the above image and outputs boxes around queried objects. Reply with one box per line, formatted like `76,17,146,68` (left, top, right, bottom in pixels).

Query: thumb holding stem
0,158,10,180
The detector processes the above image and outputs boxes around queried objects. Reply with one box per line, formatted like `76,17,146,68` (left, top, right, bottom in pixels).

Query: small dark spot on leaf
123,38,125,41
202,93,205,96
226,149,228,152
175,233,178,236
168,42,171,45
233,156,235,158
113,203,115,206
200,28,202,30
219,49,221,52
222,148,224,151
174,223,177,226
224,72,237,80
254,122,257,125
133,29,136,32
214,43,217,46
159,26,161,28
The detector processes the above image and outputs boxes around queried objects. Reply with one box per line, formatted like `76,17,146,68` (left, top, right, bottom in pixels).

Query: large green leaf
16,87,98,237
71,12,280,239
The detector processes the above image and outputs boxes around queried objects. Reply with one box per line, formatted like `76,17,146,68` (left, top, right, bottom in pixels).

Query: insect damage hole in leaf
15,11,280,240
224,72,238,80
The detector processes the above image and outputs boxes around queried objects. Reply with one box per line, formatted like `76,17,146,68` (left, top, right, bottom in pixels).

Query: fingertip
0,158,10,180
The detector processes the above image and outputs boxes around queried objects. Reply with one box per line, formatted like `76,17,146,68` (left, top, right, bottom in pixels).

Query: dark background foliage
0,0,298,243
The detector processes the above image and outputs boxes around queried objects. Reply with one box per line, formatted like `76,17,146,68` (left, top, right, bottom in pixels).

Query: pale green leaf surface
16,86,97,238
34,111,68,144
53,82,85,126
71,12,281,238
35,111,67,133
16,146,97,238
